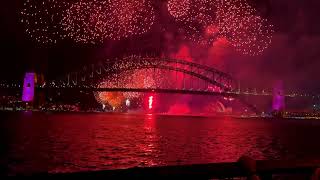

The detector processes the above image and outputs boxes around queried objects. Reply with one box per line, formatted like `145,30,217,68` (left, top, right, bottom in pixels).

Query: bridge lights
223,96,235,101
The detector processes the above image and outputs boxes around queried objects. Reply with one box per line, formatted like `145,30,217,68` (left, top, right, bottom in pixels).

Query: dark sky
1,0,320,92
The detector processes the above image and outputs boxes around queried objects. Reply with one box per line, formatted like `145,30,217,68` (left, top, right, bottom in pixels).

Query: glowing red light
148,96,153,110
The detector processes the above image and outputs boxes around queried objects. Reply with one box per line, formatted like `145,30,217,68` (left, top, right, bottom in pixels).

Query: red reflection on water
138,114,159,166
210,117,267,162
6,113,317,175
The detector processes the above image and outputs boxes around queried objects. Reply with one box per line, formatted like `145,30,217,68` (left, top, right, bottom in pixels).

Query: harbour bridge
41,56,275,113
45,55,287,98
5,55,316,113
48,55,238,93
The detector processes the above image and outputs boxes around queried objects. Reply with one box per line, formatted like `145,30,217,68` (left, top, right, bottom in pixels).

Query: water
1,112,320,175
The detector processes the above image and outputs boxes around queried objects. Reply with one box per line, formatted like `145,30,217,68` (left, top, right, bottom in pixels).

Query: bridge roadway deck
43,87,277,97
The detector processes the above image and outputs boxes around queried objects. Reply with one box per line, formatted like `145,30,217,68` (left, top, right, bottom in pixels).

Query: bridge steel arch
47,56,263,114
52,56,239,92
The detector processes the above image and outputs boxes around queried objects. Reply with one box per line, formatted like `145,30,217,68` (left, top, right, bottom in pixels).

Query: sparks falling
20,0,67,45
20,0,274,55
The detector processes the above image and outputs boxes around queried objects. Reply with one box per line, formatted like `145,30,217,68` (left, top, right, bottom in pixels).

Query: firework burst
61,0,108,44
171,0,274,55
105,0,155,40
20,0,67,45
168,0,216,25
94,81,125,108
216,0,274,55
167,0,191,19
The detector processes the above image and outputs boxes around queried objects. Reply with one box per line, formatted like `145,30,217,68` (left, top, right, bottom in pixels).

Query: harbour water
1,112,320,175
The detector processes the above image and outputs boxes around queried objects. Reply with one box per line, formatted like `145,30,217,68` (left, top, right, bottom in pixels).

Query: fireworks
179,23,220,46
223,15,274,55
168,0,274,55
94,57,177,106
215,0,274,56
22,0,155,44
167,0,191,19
95,68,160,101
192,0,217,26
89,54,239,106
94,81,125,108
61,0,108,44
105,0,155,40
19,0,274,55
20,0,67,45
95,91,125,109
148,95,154,109
168,0,216,25
61,0,155,43
167,0,217,45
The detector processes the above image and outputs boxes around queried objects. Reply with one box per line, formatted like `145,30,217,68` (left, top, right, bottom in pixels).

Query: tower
272,80,285,115
22,72,35,102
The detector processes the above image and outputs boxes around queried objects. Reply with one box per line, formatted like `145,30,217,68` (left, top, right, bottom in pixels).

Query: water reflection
2,112,320,175
136,114,159,166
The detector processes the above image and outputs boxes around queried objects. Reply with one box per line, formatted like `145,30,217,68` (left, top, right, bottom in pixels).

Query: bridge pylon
272,80,285,117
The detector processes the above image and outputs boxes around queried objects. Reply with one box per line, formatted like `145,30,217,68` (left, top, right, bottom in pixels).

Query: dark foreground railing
39,157,320,179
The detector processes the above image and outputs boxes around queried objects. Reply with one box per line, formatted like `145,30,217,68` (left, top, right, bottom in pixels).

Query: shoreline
1,109,320,120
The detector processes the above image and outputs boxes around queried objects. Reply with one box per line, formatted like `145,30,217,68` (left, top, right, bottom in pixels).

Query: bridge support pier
272,81,285,117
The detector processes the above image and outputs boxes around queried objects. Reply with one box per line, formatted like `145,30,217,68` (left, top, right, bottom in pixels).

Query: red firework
61,0,108,44
168,0,217,26
216,0,274,56
105,0,155,40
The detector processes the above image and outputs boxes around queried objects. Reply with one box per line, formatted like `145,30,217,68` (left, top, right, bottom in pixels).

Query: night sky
1,0,320,92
